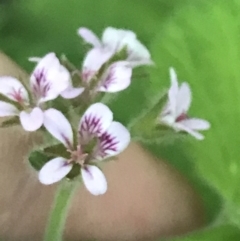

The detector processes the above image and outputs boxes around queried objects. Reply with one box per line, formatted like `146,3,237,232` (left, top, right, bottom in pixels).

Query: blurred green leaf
148,0,240,234
0,0,170,69
164,224,240,241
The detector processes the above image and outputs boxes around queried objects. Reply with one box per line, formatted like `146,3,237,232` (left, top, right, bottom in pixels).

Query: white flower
61,48,133,98
0,53,72,131
39,103,130,195
159,68,210,140
77,27,153,67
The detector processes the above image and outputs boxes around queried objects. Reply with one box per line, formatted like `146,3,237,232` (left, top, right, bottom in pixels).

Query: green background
1,0,240,240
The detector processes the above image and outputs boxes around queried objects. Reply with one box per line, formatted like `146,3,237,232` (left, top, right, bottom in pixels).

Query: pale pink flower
159,68,210,140
39,103,130,195
0,53,72,131
78,27,153,67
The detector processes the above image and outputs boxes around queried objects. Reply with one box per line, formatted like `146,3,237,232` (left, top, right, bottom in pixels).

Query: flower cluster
0,27,210,195
40,103,130,195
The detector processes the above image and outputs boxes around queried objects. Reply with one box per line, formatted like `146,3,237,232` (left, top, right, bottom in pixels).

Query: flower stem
44,180,78,241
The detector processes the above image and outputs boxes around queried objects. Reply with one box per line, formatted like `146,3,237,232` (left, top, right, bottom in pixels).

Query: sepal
28,150,54,171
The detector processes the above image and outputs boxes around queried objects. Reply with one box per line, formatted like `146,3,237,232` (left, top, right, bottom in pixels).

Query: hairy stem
44,180,78,241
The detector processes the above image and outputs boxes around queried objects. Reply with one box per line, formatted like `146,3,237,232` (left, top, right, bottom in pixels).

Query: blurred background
1,0,240,240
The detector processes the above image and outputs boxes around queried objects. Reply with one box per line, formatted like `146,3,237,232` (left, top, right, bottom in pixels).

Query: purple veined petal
0,101,19,116
175,82,192,118
79,103,113,144
94,121,130,159
179,118,210,131
167,67,179,116
174,122,205,140
81,165,107,195
82,48,114,81
102,27,136,52
60,86,85,99
0,76,29,103
30,53,71,103
19,107,44,132
77,27,102,48
39,157,73,185
43,108,74,149
99,61,132,93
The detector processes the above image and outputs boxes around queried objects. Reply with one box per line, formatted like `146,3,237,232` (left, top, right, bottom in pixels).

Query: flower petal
174,122,205,140
0,101,19,116
102,27,151,65
82,48,113,81
79,103,113,144
39,157,72,185
0,76,29,103
19,107,44,131
77,27,102,48
102,27,136,52
179,118,210,131
30,53,71,103
60,86,85,99
32,52,60,71
167,67,179,115
124,37,151,63
81,165,107,195
43,108,73,149
175,82,192,117
94,121,130,159
99,61,132,92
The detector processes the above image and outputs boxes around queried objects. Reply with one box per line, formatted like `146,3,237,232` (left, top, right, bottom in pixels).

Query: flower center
69,145,88,167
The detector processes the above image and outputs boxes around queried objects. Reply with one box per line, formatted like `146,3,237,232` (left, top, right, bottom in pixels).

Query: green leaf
28,150,53,171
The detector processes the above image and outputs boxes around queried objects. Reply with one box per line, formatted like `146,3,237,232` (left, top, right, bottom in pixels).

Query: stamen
69,145,88,166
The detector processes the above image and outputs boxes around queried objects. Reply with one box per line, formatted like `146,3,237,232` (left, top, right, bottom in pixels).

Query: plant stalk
44,180,78,241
